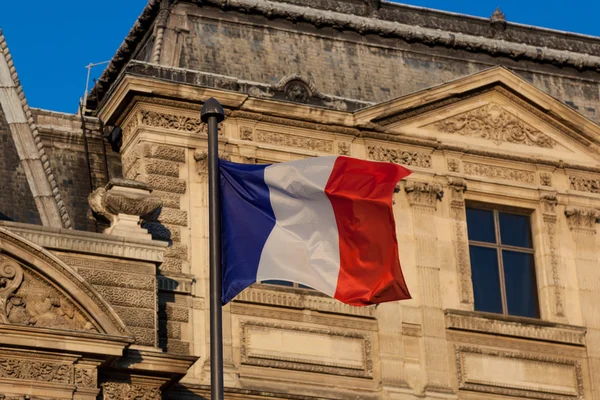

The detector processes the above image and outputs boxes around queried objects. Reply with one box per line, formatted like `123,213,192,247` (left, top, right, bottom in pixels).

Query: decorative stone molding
432,104,555,148
447,179,472,305
446,310,584,345
540,172,553,187
447,158,460,172
0,256,97,332
565,206,598,231
367,145,432,168
404,181,444,208
0,356,72,384
0,30,72,229
235,285,376,318
569,175,600,194
455,346,584,399
240,320,373,378
240,126,253,140
89,179,162,240
540,193,564,317
75,367,97,388
255,130,334,153
463,162,535,184
338,141,351,156
139,109,224,136
230,303,377,331
2,222,166,263
101,382,161,400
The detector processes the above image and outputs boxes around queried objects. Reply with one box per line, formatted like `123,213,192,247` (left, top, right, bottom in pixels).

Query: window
466,207,539,318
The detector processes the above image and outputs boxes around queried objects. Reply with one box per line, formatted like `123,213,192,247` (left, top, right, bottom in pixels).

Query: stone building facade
1,0,600,398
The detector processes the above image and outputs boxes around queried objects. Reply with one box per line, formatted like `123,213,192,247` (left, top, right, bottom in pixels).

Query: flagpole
201,97,225,400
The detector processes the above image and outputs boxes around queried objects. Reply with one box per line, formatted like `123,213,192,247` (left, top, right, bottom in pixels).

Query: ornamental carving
0,357,72,384
404,181,444,207
432,104,556,148
75,368,97,388
463,162,535,184
0,256,96,332
338,141,351,156
565,206,598,230
240,126,253,140
102,382,161,400
139,109,223,136
540,172,552,187
569,175,600,194
255,130,333,153
541,194,564,317
367,146,432,168
447,158,460,172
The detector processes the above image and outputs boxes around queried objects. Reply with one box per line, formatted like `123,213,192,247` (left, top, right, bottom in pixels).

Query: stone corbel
540,193,559,220
89,179,162,240
448,178,467,207
404,181,444,209
565,206,599,231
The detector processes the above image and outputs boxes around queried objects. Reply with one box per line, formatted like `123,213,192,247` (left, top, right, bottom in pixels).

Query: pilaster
566,206,600,397
404,181,454,396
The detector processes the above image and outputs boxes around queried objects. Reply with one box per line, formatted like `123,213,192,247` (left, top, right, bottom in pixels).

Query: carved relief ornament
565,206,598,231
139,109,224,136
102,382,161,400
0,257,97,332
368,145,432,168
404,181,444,208
569,175,600,194
432,103,556,148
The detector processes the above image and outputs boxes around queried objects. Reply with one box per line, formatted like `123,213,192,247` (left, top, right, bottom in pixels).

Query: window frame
466,204,540,318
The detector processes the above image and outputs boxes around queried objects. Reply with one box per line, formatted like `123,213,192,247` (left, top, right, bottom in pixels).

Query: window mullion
494,210,509,315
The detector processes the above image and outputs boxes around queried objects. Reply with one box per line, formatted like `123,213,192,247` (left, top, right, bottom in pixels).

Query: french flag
220,156,412,306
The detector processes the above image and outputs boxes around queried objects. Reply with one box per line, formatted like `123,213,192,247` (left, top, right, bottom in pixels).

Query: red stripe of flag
324,156,412,306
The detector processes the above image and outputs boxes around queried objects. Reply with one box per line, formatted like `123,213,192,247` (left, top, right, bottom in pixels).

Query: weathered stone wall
0,106,41,224
33,109,122,231
174,5,600,121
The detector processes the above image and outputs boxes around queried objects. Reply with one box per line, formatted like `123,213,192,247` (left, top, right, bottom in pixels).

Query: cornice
0,29,72,229
0,221,167,263
89,0,600,110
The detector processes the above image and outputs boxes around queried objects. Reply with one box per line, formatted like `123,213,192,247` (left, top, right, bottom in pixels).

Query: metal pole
201,98,225,400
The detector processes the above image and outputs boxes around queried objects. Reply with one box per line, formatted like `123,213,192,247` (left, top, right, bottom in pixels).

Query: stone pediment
355,67,600,165
0,227,130,336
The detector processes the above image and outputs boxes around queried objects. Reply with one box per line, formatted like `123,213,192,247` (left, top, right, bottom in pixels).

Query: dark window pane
466,208,496,243
470,246,503,314
503,250,539,318
298,284,313,289
262,280,294,287
499,213,532,248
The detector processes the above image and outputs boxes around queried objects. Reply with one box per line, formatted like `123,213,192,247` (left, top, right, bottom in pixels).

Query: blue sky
1,1,599,114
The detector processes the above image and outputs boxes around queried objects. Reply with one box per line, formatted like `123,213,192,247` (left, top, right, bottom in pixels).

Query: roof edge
0,29,73,229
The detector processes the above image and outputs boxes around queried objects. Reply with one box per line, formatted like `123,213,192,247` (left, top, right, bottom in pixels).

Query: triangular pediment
355,67,600,165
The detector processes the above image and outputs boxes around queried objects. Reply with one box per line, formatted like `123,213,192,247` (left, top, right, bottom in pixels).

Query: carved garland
432,104,556,148
569,176,600,194
0,356,72,384
255,130,334,153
